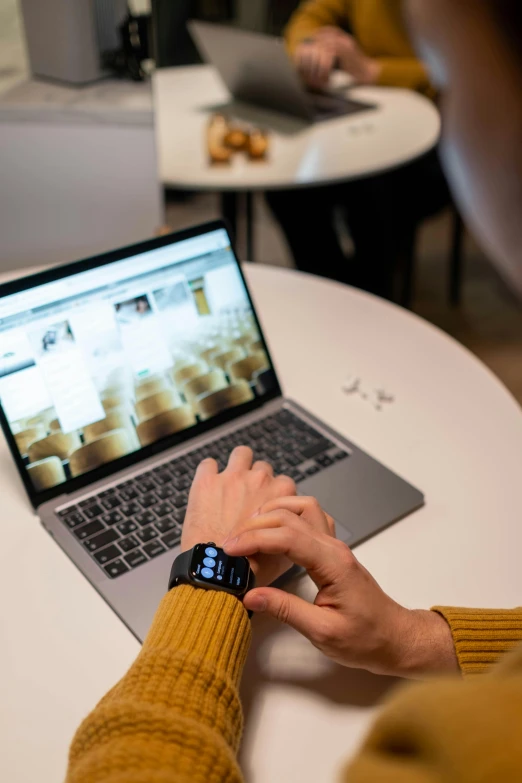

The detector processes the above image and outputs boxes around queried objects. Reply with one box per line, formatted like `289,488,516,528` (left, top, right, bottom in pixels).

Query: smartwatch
169,543,256,602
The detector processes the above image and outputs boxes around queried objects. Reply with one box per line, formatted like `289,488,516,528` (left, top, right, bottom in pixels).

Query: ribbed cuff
144,585,251,687
432,607,522,677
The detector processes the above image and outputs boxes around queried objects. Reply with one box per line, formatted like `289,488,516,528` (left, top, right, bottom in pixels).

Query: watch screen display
190,544,249,591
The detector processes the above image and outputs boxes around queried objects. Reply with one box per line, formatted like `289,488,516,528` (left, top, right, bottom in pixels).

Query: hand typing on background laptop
296,26,381,89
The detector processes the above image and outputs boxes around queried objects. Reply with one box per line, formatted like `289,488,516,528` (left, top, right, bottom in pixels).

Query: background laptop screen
0,228,276,495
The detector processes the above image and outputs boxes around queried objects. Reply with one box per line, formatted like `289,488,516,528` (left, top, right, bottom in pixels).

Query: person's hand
295,36,338,89
181,446,296,586
224,495,336,588
304,26,382,86
225,514,459,678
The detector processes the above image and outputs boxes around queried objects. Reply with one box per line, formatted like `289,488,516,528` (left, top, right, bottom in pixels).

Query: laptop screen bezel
0,220,282,509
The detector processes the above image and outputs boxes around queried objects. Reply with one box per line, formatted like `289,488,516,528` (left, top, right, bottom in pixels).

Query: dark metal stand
449,209,465,307
220,190,255,261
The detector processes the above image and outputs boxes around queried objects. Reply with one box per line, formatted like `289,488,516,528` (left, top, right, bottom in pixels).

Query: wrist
358,58,381,85
391,608,460,679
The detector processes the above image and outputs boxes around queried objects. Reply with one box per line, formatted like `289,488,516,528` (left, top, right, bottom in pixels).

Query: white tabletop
2,264,522,783
154,64,441,191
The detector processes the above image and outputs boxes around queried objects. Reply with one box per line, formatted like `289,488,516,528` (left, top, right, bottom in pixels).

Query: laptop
188,21,377,123
0,221,423,642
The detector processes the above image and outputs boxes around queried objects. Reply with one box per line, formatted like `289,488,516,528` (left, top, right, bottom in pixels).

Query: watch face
190,544,250,593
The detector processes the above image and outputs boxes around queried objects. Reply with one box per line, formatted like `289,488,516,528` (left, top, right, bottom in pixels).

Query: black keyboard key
74,520,105,540
79,499,94,508
306,464,321,477
104,559,129,579
124,550,148,569
143,541,166,559
94,544,121,565
173,493,188,508
99,488,115,498
102,511,123,526
117,520,138,536
154,471,172,485
172,507,187,524
121,502,141,517
174,477,191,491
120,487,139,502
119,535,140,553
162,529,182,548
156,485,175,500
137,525,158,543
286,455,302,467
135,511,156,527
332,450,349,461
291,471,306,483
302,438,333,460
83,503,104,520
137,478,156,493
58,505,78,517
85,528,119,552
155,502,173,517
155,517,178,534
101,495,121,510
62,512,85,528
140,493,158,508
171,463,189,476
317,455,333,468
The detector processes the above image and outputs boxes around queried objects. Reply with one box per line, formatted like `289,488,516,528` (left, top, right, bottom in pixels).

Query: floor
166,191,522,407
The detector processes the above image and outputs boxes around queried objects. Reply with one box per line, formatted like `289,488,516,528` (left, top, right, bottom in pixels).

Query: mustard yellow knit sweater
285,0,433,95
66,586,522,783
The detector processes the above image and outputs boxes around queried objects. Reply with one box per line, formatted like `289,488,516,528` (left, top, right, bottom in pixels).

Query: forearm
285,0,349,56
66,586,251,783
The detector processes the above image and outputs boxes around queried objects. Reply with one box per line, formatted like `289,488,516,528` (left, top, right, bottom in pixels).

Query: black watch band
168,548,193,591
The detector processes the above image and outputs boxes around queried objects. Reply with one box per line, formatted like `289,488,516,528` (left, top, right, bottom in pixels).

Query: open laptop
0,222,423,642
188,21,377,123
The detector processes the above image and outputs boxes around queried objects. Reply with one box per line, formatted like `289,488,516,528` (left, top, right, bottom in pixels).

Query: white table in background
2,264,522,783
153,64,440,258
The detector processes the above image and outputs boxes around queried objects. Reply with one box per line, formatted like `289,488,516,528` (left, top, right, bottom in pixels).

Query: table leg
245,191,255,262
220,191,239,244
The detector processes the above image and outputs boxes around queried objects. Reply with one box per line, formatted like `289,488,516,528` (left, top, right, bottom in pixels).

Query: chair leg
245,191,255,262
400,227,418,309
449,209,465,306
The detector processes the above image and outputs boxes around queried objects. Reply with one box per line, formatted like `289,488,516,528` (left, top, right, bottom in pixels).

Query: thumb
244,587,324,640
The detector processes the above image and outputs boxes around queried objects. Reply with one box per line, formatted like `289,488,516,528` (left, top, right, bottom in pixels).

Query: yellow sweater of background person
286,0,432,95
66,586,522,783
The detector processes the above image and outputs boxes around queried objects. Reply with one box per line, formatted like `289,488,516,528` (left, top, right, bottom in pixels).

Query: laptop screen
0,227,277,498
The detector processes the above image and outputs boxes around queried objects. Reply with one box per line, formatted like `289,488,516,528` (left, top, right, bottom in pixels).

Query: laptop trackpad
297,452,423,546
297,462,356,544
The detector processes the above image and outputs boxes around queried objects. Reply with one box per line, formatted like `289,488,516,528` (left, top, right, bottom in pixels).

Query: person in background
266,0,450,299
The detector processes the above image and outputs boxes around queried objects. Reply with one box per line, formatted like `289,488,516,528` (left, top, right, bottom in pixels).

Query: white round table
153,65,441,257
2,264,522,783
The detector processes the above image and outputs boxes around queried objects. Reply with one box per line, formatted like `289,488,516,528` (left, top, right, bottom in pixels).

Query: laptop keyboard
57,409,350,579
